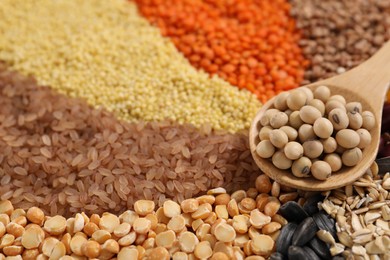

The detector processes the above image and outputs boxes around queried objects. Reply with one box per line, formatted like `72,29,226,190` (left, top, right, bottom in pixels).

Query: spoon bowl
249,41,390,191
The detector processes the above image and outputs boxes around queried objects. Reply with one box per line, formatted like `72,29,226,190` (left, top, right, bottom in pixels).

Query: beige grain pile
0,0,261,133
0,65,260,217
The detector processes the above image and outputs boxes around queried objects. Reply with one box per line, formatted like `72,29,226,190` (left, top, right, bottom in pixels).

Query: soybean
287,90,307,111
259,126,273,141
346,102,362,114
321,137,337,154
291,157,312,178
256,140,275,159
274,92,289,111
347,111,363,130
361,111,376,130
262,109,281,127
289,111,304,129
335,129,360,149
272,151,292,170
302,140,323,159
300,106,322,124
313,118,333,139
270,112,289,129
300,87,314,102
311,161,332,180
328,108,349,130
325,100,346,115
313,86,331,102
269,129,289,149
356,128,371,149
342,148,363,167
280,126,298,141
284,142,304,160
298,124,316,143
329,95,346,105
324,154,342,172
308,99,325,116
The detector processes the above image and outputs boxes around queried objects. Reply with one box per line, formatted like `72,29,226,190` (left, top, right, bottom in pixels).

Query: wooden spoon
249,41,390,191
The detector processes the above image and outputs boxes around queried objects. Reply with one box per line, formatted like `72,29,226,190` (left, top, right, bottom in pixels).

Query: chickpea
280,126,298,141
298,124,316,143
299,105,322,124
284,142,303,160
308,99,325,116
302,140,323,159
321,137,337,153
291,157,312,178
256,140,275,159
345,102,362,114
325,100,346,115
300,87,314,101
335,129,360,149
329,95,346,105
328,108,349,130
347,111,363,130
356,128,371,149
311,161,332,180
313,118,333,139
324,153,342,172
269,129,288,148
286,90,307,111
274,92,289,111
313,85,331,102
342,147,363,167
259,126,272,141
289,111,304,129
270,112,288,129
272,151,292,170
361,111,375,130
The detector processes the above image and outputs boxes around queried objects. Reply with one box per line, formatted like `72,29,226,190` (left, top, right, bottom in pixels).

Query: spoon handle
320,40,390,113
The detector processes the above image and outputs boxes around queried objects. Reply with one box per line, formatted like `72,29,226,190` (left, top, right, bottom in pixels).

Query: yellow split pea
0,0,261,132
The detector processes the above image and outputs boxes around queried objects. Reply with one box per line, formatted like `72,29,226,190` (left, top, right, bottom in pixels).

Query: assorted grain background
0,65,259,217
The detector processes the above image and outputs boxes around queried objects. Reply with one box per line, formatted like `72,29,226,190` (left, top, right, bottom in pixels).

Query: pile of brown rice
0,65,260,218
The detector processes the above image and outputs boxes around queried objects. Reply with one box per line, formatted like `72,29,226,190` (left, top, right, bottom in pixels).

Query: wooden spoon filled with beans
249,41,390,191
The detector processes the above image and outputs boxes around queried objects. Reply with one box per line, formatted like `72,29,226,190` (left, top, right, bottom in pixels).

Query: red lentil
135,0,308,103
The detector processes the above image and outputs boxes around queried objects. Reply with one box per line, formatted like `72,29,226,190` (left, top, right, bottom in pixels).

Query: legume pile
0,0,390,259
256,86,375,180
135,0,308,103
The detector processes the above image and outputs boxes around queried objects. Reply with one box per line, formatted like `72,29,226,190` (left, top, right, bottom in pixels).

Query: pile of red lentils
135,0,308,103
0,0,389,259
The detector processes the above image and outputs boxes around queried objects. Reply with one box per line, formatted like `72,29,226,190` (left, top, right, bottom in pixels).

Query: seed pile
272,198,341,259
320,163,390,259
0,65,260,217
0,0,261,133
256,86,375,180
0,174,301,259
135,0,308,103
290,0,390,83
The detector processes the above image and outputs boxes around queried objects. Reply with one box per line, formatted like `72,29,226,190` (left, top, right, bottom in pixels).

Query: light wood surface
249,41,390,191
